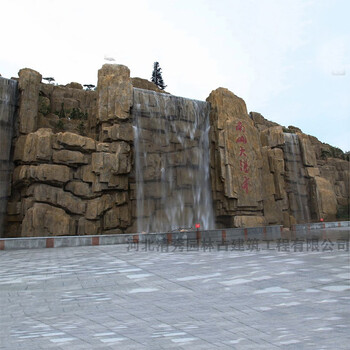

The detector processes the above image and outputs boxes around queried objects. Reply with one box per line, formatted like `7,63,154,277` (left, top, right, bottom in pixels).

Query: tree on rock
43,77,55,84
151,62,167,90
83,84,95,91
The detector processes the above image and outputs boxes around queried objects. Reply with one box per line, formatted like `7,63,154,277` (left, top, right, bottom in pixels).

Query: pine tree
151,62,167,90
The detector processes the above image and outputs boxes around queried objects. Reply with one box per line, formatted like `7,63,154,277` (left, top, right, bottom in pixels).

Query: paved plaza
0,227,349,349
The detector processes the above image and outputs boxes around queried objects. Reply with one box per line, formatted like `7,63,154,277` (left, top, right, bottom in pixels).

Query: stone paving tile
0,228,349,349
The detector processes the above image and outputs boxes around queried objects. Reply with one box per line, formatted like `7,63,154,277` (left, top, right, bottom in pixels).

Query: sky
1,0,349,151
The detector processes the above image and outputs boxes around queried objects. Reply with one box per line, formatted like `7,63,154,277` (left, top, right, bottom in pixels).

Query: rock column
207,88,265,228
18,68,42,134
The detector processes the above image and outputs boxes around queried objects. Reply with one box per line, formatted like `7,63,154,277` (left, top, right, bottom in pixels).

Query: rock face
251,116,349,226
3,63,349,236
35,75,97,139
7,129,132,236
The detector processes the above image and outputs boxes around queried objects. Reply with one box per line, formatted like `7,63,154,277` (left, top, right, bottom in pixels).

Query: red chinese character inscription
240,159,249,174
239,146,247,157
236,121,245,132
236,135,247,144
242,176,249,194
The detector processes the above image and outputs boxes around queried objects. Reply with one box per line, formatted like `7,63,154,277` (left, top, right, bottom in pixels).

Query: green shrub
78,121,85,135
56,119,64,130
336,205,350,220
282,127,293,134
69,108,88,120
58,102,66,118
38,96,50,115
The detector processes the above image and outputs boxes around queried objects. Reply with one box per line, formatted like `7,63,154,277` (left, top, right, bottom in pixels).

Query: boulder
28,184,86,214
91,145,131,179
14,128,53,162
100,123,133,142
131,77,168,93
21,203,75,236
77,218,100,235
13,164,71,185
55,131,96,152
91,152,118,177
233,215,267,228
115,192,128,205
53,150,88,166
207,87,248,130
97,64,133,122
65,82,83,90
65,181,91,197
113,142,131,174
107,175,128,190
86,194,114,220
96,142,110,152
104,204,130,229
77,165,96,183
305,167,320,178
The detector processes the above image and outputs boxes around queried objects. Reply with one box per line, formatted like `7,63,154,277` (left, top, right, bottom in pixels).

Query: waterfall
0,77,18,236
283,133,311,223
132,88,214,233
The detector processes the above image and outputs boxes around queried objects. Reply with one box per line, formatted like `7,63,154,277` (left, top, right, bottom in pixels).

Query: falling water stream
284,133,311,223
132,88,214,233
0,77,17,236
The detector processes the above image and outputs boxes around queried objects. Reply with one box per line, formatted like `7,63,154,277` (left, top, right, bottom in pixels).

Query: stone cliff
2,64,349,237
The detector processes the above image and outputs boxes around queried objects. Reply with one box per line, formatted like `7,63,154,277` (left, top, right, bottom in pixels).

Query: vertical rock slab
18,68,42,134
310,176,337,221
207,88,264,227
298,133,317,167
261,147,284,225
97,64,133,123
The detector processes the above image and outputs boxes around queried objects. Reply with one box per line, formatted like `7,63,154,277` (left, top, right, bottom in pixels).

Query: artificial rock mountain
0,64,348,237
